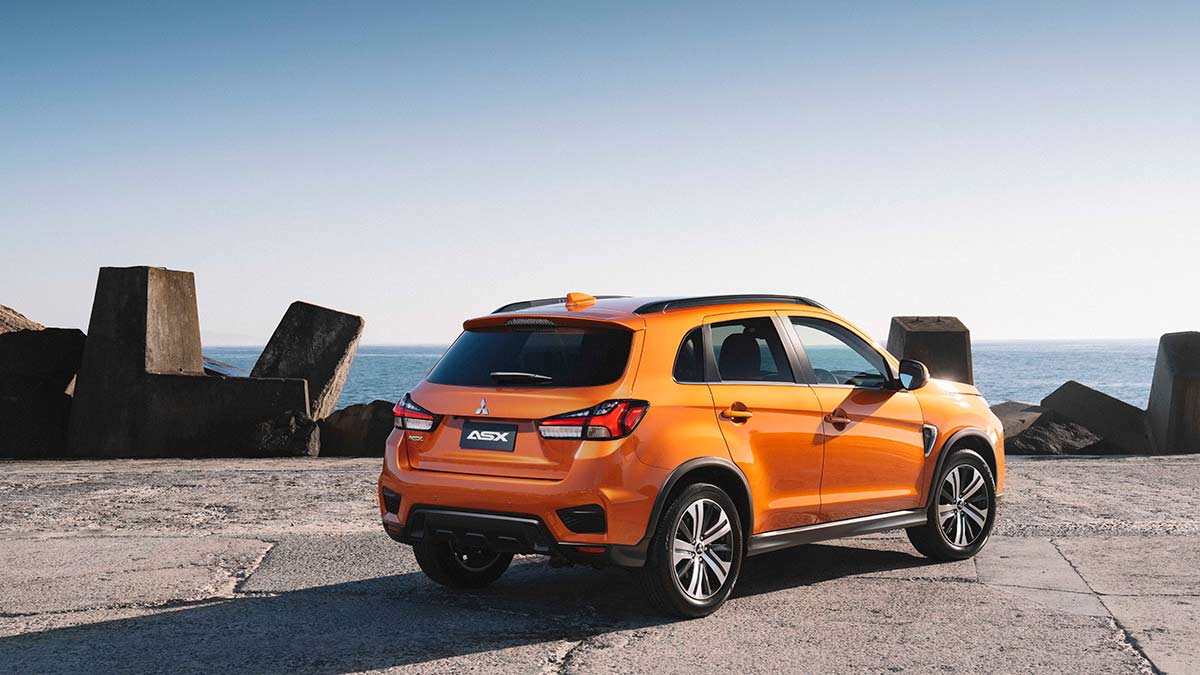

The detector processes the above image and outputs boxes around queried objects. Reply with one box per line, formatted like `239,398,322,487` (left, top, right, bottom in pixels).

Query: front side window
710,317,793,382
789,319,889,388
428,326,632,387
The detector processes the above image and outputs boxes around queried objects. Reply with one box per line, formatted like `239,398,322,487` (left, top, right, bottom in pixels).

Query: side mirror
897,359,929,391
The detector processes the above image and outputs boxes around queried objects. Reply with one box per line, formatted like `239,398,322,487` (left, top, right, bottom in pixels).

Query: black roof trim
492,295,630,314
633,294,827,315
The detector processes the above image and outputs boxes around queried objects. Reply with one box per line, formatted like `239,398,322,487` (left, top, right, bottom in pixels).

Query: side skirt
747,509,929,557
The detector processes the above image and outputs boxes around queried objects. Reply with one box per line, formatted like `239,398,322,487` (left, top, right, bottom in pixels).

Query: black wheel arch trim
926,428,995,510
609,456,753,568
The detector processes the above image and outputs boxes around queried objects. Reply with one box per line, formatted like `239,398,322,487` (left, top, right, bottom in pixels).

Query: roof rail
492,295,629,314
633,294,827,315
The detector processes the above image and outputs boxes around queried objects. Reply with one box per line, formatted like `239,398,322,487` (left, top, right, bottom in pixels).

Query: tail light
394,394,440,431
538,400,649,440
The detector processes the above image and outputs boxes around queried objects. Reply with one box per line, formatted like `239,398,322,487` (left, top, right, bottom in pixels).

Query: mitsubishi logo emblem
474,399,489,415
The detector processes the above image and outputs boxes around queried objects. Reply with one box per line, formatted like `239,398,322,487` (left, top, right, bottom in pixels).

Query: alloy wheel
938,464,990,547
672,497,735,601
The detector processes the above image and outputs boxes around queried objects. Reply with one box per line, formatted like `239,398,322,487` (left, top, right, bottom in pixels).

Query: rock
251,301,364,420
250,411,320,457
886,316,973,384
1148,332,1200,454
1041,381,1153,453
0,304,44,334
990,400,1119,455
0,328,86,458
67,267,311,458
319,400,395,456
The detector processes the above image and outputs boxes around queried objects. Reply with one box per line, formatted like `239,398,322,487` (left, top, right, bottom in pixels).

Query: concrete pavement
1,456,1197,674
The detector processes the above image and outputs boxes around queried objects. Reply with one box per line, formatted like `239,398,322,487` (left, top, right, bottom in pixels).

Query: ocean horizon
204,339,1161,413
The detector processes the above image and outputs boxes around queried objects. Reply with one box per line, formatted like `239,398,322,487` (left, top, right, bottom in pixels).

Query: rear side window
673,328,704,382
427,326,633,388
710,318,793,382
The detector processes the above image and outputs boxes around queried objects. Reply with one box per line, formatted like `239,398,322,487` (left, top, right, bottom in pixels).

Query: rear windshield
427,326,633,388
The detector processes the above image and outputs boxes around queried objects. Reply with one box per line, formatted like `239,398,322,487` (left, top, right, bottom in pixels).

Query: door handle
721,407,754,422
824,410,852,426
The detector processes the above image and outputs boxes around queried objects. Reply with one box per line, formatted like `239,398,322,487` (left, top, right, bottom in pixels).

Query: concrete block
989,401,1046,439
990,400,1114,455
318,400,394,456
0,328,85,396
252,301,364,419
0,328,86,458
886,316,973,384
251,411,320,457
1041,380,1153,453
67,267,312,457
1148,332,1200,454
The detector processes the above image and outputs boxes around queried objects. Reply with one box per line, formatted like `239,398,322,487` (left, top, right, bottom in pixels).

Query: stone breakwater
886,316,1200,455
1,265,387,459
2,285,1197,458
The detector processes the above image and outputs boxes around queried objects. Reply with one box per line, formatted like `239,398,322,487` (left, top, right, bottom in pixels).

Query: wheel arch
611,456,753,567
926,428,997,509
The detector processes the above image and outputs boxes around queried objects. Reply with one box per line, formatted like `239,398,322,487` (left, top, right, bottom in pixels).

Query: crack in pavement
1049,538,1164,675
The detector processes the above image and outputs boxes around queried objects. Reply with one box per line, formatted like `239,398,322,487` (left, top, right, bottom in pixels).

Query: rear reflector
394,394,441,432
557,504,607,533
538,400,649,440
381,487,402,514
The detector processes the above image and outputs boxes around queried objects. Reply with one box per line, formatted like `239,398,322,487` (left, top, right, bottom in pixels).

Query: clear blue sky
3,2,1197,344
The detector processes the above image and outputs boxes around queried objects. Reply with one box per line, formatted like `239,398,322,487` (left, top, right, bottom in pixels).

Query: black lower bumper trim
399,507,555,554
385,506,649,567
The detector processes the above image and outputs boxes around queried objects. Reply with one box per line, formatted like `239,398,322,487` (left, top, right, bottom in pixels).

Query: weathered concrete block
990,401,1048,440
1041,381,1152,453
251,411,320,457
252,301,364,419
67,267,311,458
318,400,394,456
1148,332,1200,454
0,393,73,458
0,328,86,458
990,400,1118,455
0,328,85,396
887,316,973,384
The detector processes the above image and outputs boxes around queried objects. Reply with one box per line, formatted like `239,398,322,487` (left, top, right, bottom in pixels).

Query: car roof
482,294,831,325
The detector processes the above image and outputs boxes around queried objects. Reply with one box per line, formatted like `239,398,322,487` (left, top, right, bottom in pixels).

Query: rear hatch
403,318,641,480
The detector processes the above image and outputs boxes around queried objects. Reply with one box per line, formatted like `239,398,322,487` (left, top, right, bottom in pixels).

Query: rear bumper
379,429,669,566
382,506,649,566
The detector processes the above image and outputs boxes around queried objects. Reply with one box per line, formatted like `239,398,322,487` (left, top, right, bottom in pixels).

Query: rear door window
427,326,633,388
710,318,793,382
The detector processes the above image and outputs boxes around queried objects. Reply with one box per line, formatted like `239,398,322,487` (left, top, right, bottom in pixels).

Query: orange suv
379,294,1004,617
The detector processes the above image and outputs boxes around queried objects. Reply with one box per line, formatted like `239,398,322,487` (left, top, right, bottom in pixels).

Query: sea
204,340,1161,411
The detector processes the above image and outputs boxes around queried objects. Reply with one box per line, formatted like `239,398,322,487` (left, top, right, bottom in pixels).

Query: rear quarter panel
628,316,731,471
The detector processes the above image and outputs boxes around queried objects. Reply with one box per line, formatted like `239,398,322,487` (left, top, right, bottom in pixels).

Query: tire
413,539,514,589
907,448,997,561
639,483,744,618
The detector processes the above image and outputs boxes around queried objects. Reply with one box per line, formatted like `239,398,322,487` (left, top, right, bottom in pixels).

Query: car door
784,316,926,522
703,313,826,532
